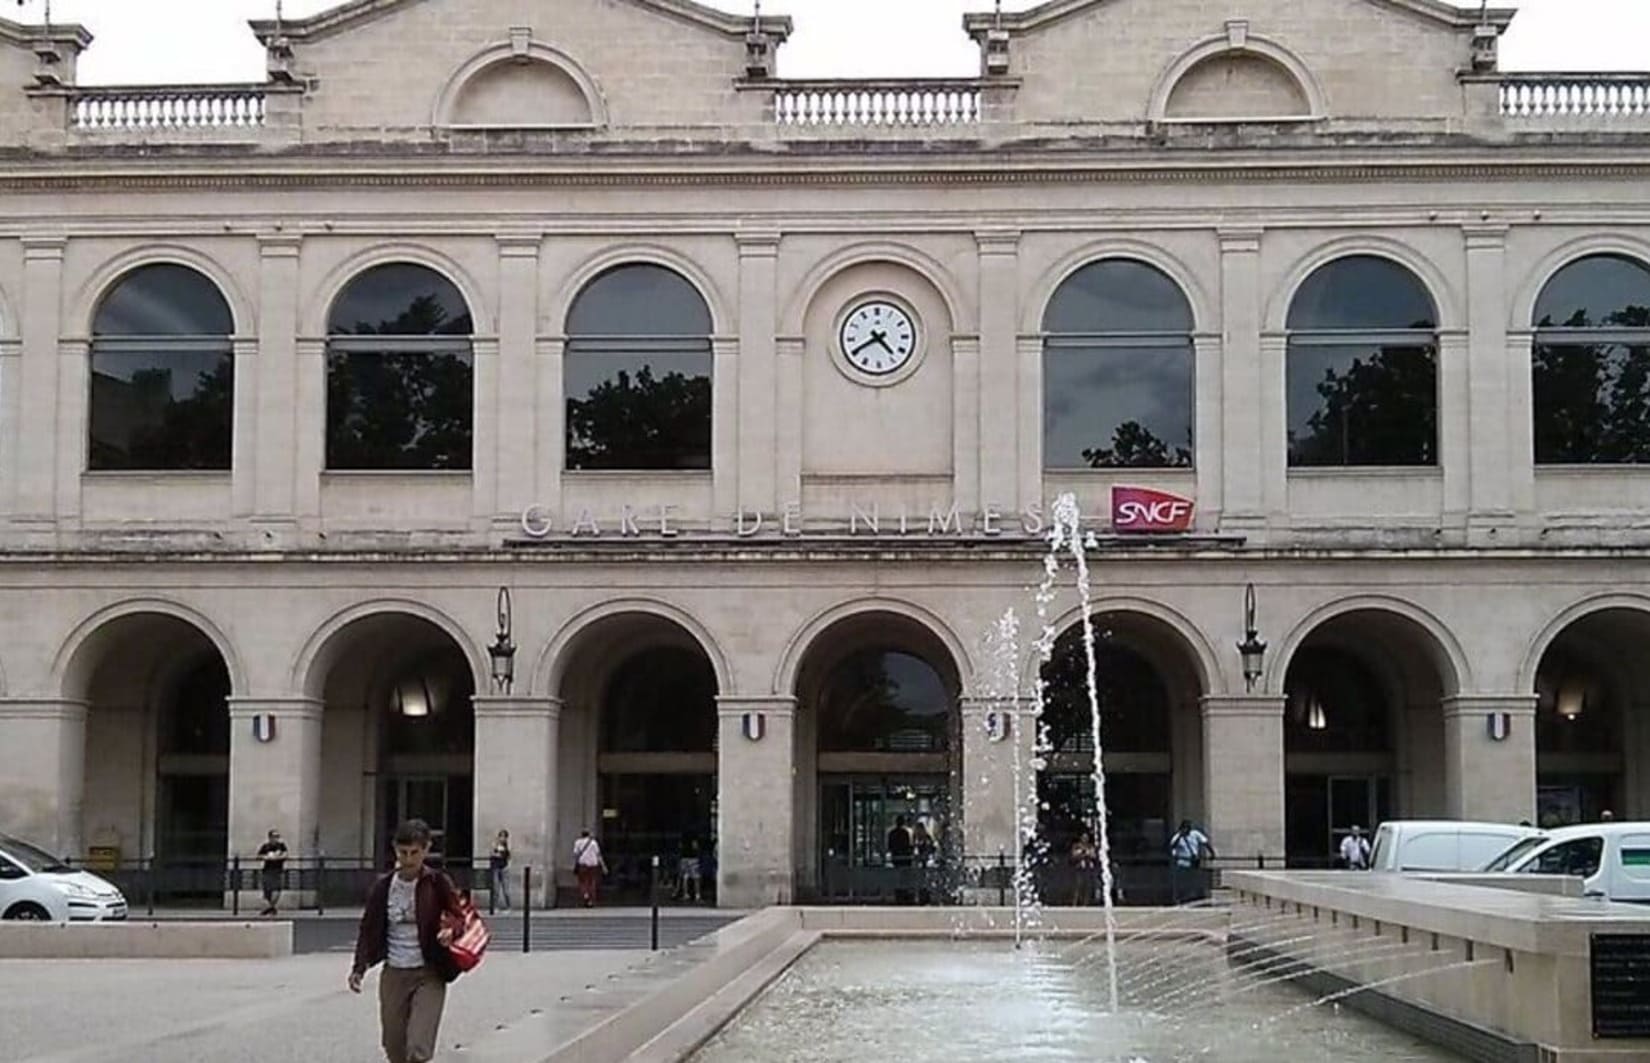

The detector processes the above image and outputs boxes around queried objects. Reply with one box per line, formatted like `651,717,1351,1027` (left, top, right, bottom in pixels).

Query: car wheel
3,902,51,920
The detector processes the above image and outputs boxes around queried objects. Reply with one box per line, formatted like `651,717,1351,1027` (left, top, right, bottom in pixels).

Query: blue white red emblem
252,713,277,743
742,712,765,742
1487,712,1511,742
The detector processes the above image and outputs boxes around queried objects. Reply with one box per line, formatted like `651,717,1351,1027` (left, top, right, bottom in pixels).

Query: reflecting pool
692,939,1462,1062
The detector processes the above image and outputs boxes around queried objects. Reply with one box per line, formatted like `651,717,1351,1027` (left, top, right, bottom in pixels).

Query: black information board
1592,933,1650,1039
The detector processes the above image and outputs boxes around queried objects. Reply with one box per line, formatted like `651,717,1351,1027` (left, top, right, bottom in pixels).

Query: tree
566,364,712,470
1081,420,1192,469
1289,345,1437,466
1535,304,1650,463
327,351,473,469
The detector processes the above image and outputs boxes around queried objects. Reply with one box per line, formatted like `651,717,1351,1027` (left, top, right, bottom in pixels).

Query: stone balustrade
1499,73,1650,119
768,79,987,128
68,85,270,131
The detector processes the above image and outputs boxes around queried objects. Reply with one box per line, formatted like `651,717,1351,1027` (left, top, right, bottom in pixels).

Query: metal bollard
232,855,241,917
146,859,155,917
650,855,661,951
998,850,1007,908
316,854,326,916
522,866,532,954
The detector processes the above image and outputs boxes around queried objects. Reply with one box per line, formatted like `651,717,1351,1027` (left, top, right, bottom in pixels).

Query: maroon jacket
351,867,464,983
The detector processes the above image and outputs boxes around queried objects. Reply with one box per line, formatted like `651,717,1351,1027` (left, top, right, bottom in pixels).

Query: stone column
1015,334,1042,514
226,698,323,862
230,337,259,517
775,337,804,507
472,696,560,906
53,338,88,521
1438,329,1471,534
736,230,780,519
1218,228,1265,535
1463,226,1513,545
469,336,501,523
15,237,64,524
253,235,301,526
960,697,1034,867
951,335,981,516
494,236,541,531
0,333,18,517
536,336,566,517
976,229,1020,511
716,696,795,908
1200,695,1285,860
712,337,739,527
0,699,87,855
1442,696,1536,823
1192,334,1224,526
292,338,327,519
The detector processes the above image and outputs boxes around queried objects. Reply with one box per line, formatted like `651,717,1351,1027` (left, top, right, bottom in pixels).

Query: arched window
90,263,234,470
1041,631,1172,754
1532,254,1650,465
565,264,713,471
818,649,951,754
1286,256,1438,467
326,263,474,470
1043,260,1194,469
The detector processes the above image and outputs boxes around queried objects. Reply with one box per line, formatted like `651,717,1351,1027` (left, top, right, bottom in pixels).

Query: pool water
692,939,1463,1062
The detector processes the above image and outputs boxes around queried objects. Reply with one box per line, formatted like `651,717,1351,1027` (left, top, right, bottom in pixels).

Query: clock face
838,300,917,377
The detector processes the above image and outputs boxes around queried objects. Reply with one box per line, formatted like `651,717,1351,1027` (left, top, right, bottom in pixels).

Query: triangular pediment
250,0,789,45
964,0,1514,36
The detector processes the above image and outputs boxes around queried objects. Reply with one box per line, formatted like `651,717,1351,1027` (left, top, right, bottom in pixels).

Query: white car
0,833,128,921
1366,820,1547,873
1484,822,1650,903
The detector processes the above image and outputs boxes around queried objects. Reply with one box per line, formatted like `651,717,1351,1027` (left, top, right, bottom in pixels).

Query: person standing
1339,825,1372,870
572,829,606,908
488,830,511,912
1070,832,1097,906
256,829,288,916
1168,820,1213,904
348,819,464,1063
677,839,702,904
887,815,915,904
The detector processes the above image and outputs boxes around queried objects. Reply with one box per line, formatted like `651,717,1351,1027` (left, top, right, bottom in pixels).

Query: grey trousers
378,965,447,1063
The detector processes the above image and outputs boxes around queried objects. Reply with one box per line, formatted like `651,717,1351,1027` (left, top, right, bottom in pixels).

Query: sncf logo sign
1111,486,1195,533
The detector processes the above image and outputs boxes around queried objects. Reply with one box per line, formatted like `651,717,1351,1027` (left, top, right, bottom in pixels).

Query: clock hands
851,329,898,358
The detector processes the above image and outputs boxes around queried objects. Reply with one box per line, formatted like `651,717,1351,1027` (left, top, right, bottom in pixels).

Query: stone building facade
0,0,1648,908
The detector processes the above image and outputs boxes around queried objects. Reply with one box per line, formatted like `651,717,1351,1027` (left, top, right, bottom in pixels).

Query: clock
838,300,918,377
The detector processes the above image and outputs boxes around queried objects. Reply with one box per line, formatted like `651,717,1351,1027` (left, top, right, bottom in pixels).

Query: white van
1367,820,1545,873
1484,823,1650,902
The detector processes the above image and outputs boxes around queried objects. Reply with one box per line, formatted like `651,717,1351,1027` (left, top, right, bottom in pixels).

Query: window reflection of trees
1043,259,1195,470
326,265,475,471
565,264,713,471
1533,255,1650,465
1040,629,1172,754
1286,256,1438,468
89,264,235,471
818,650,951,754
600,647,717,753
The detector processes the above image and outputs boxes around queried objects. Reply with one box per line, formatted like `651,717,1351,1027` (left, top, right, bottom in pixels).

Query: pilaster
1200,695,1285,859
711,336,739,527
253,234,301,523
470,336,502,523
959,696,1033,865
472,695,561,905
53,337,87,520
536,336,566,515
0,699,88,855
736,230,780,517
976,229,1020,510
1464,226,1513,544
495,235,542,532
1192,334,1224,527
1442,696,1536,823
1015,334,1042,514
950,335,982,515
775,337,804,505
227,698,323,862
293,338,326,519
1438,328,1472,534
716,696,796,907
18,238,65,521
1218,227,1265,533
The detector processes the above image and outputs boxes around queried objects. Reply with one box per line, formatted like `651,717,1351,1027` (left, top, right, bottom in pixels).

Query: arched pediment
434,34,606,130
1149,22,1326,123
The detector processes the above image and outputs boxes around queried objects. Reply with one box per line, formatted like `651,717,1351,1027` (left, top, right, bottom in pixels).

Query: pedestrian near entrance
573,829,606,907
1339,825,1372,870
348,819,465,1063
677,839,703,904
256,829,288,916
488,829,511,912
1168,820,1214,905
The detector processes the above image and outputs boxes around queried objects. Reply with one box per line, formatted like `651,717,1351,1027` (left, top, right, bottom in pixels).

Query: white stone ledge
0,920,292,959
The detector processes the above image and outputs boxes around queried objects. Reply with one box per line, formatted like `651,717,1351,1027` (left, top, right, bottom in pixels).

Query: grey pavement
2,950,649,1063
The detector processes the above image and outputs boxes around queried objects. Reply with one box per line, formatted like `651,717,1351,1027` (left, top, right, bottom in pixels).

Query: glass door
818,775,948,901
1328,775,1391,863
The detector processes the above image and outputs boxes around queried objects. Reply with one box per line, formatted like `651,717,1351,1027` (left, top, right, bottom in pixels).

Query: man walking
1339,825,1372,870
256,829,288,916
1168,820,1213,904
573,829,606,908
348,819,464,1063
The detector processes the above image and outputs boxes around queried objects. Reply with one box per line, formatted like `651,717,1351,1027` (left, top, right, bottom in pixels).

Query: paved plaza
2,948,645,1063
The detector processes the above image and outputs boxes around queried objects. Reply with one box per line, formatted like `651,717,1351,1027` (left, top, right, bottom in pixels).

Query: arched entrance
554,613,718,903
1039,611,1206,904
792,611,961,902
1282,608,1454,866
1533,608,1650,824
306,612,477,889
68,611,234,899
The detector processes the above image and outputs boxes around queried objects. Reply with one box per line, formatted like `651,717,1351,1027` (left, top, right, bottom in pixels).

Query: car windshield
0,834,74,873
1482,835,1547,871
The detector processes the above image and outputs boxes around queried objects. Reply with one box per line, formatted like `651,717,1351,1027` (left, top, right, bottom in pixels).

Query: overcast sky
10,0,1649,84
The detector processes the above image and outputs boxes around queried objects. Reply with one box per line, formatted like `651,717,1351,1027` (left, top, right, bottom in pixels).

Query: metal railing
770,79,986,128
75,855,476,915
68,85,270,131
1499,73,1650,118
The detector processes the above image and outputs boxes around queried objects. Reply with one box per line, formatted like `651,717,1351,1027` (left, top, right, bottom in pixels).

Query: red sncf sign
1111,486,1195,533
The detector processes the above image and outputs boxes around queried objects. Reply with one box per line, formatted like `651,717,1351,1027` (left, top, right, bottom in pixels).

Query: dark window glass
1532,255,1650,465
1041,630,1172,754
384,654,475,756
601,647,717,753
89,265,234,471
326,264,474,470
818,649,952,754
566,264,713,471
161,657,230,756
1527,837,1603,878
1286,256,1438,467
1284,647,1390,754
1535,653,1619,754
1043,260,1195,470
